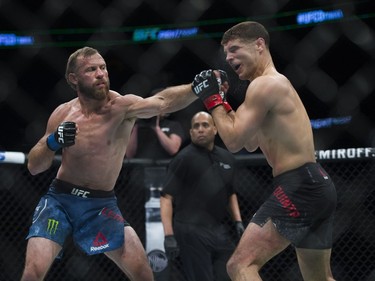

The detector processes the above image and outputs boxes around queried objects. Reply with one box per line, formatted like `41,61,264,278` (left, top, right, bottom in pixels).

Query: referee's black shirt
162,143,236,226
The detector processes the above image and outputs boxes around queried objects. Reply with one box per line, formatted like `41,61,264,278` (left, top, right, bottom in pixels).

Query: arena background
0,0,374,280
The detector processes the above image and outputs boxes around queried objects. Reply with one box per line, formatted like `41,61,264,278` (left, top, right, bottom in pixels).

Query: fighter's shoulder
51,98,77,116
249,73,290,98
46,98,78,129
110,91,143,106
252,73,287,88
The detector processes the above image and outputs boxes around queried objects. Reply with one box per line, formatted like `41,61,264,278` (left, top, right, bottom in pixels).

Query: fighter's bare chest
69,111,124,137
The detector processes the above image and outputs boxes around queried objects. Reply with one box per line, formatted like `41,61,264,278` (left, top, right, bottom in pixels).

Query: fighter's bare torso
243,71,316,176
55,91,138,190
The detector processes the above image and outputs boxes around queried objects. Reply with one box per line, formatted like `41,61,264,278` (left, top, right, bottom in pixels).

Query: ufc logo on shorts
193,80,209,93
71,188,90,198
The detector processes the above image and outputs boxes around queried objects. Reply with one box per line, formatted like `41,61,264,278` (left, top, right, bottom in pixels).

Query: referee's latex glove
235,221,245,239
164,235,180,260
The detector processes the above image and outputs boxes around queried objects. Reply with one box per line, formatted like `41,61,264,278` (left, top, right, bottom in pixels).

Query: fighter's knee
133,265,154,281
227,255,260,279
227,255,243,278
21,269,45,281
227,260,250,280
226,257,236,278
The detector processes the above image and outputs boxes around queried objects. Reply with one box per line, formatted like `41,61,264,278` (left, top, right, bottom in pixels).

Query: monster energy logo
47,219,59,235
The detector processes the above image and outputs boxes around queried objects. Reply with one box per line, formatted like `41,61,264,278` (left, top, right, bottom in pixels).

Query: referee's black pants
174,221,235,281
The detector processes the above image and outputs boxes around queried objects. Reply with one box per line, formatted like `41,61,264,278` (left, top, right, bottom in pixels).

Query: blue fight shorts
27,178,130,255
251,162,337,249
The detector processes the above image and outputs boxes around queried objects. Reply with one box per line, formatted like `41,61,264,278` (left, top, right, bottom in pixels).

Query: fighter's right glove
192,69,232,113
46,121,76,151
164,235,180,260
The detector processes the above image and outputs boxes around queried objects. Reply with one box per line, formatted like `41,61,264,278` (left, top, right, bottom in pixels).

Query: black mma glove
164,235,180,260
192,69,232,112
235,221,245,239
218,69,229,89
46,121,76,151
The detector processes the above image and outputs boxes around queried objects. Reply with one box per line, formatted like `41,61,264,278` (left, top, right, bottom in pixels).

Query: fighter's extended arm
125,84,197,120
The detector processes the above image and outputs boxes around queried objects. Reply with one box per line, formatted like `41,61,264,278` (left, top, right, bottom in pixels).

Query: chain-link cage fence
0,1,374,152
0,1,373,280
1,148,374,281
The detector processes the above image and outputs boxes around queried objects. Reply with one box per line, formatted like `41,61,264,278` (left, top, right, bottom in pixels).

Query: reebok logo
90,244,109,251
91,232,109,252
93,232,108,247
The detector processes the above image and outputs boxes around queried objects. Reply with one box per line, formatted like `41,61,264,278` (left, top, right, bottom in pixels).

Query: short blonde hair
65,46,99,90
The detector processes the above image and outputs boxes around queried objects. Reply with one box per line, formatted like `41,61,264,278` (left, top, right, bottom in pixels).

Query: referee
160,111,244,281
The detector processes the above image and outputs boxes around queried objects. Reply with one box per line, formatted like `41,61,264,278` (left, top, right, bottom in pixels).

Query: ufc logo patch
193,80,209,93
71,188,90,198
57,126,64,143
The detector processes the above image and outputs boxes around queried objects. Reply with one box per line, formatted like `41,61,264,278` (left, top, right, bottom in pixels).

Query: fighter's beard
78,81,110,101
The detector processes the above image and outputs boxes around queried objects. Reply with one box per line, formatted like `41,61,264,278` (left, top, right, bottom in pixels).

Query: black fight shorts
251,162,337,249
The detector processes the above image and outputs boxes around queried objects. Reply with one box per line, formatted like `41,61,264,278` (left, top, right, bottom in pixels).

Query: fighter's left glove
192,69,232,112
46,121,76,151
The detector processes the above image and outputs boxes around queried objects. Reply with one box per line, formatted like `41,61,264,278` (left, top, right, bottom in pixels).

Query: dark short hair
65,46,99,90
221,21,270,48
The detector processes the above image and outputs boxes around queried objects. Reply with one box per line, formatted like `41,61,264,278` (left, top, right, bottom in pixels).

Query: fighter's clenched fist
46,121,76,151
192,69,232,112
